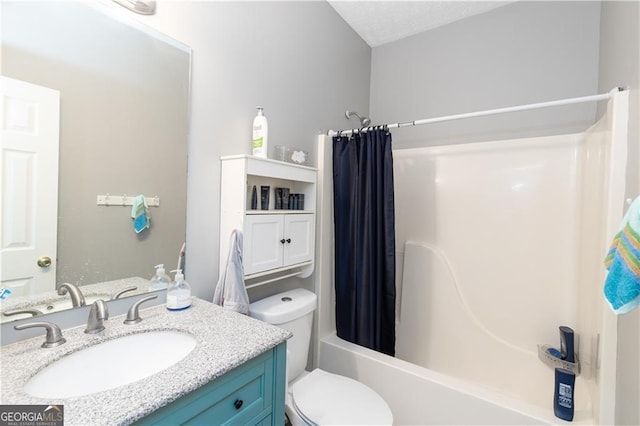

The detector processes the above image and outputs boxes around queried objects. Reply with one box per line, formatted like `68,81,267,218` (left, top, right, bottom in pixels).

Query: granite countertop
0,298,291,425
1,277,151,321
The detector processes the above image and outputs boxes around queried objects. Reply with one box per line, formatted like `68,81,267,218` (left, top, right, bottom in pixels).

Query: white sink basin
24,331,197,398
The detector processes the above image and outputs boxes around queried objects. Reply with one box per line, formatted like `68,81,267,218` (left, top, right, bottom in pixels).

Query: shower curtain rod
328,87,625,137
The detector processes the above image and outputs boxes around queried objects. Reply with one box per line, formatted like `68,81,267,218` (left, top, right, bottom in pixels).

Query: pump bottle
252,106,268,158
149,264,171,291
167,269,192,311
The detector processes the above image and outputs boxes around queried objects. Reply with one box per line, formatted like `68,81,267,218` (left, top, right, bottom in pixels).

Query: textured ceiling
328,1,515,47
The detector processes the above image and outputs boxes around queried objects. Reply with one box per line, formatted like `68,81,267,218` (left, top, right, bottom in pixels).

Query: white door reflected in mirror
1,77,60,297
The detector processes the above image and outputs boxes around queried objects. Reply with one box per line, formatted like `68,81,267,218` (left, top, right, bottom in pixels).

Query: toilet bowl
249,289,393,426
288,368,393,425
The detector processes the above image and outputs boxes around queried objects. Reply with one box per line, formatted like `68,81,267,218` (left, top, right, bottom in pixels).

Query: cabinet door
283,214,315,267
244,215,284,275
133,343,287,426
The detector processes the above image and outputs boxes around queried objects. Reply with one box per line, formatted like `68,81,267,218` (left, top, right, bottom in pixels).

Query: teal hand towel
131,195,150,233
603,197,640,314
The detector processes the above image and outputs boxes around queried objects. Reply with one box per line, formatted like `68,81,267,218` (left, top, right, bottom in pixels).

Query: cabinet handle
280,239,286,244
286,238,291,244
234,399,243,410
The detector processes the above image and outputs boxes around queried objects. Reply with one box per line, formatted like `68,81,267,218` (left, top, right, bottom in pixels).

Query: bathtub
315,134,606,425
318,133,601,424
319,333,593,425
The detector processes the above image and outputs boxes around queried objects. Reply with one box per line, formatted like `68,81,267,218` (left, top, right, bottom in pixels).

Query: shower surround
315,91,629,424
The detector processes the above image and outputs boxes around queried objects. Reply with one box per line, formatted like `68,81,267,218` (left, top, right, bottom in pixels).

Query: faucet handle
14,321,66,348
111,286,139,300
124,295,159,325
3,308,44,318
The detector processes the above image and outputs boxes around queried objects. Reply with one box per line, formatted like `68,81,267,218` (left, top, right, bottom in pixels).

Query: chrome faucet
85,300,109,334
57,283,86,308
14,321,66,348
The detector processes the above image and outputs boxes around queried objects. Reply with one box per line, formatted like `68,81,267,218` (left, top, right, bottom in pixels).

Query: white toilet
249,288,393,426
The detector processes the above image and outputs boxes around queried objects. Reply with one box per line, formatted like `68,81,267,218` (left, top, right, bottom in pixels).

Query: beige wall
1,2,189,286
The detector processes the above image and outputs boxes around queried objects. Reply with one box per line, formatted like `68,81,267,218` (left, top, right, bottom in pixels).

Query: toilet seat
290,369,393,425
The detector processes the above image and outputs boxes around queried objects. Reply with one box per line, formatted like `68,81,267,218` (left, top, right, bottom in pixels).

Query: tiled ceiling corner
327,1,516,47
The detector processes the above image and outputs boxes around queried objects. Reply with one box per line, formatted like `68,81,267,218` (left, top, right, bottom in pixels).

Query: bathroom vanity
0,298,290,425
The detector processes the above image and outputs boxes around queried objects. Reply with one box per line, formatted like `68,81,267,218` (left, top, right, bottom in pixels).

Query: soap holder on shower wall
537,344,581,375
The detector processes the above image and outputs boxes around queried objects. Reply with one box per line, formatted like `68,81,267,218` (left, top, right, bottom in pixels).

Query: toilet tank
249,289,317,383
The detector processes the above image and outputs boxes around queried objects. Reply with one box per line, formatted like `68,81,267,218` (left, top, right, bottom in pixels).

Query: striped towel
131,194,150,234
604,197,640,314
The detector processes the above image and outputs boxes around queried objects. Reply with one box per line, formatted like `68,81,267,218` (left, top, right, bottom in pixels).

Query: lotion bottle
167,269,191,311
252,106,268,158
149,264,171,291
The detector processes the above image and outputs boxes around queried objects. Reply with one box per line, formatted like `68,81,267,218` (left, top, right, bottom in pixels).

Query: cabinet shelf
221,154,317,174
220,155,317,286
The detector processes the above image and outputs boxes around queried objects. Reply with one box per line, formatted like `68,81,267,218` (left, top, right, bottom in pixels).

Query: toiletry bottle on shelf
559,326,576,363
554,368,575,421
251,185,258,209
167,269,191,311
261,185,270,210
252,106,268,158
149,264,171,291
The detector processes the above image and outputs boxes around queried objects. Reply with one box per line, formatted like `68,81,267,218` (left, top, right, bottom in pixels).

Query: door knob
37,256,52,268
286,238,291,244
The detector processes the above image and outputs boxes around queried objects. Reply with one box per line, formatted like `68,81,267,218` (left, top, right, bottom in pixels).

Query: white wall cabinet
243,214,314,275
220,155,317,286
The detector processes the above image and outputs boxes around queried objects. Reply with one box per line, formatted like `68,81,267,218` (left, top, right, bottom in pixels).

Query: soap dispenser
167,269,191,311
149,264,171,291
252,106,268,158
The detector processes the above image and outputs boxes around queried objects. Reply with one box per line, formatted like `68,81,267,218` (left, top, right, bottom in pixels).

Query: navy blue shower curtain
333,128,396,356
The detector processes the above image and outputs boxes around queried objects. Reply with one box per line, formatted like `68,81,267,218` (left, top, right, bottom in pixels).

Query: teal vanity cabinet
134,343,286,425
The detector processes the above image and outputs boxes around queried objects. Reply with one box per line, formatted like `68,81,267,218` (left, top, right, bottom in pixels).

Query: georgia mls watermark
0,405,63,426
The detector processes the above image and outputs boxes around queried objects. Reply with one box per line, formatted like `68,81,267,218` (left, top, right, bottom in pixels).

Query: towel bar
97,194,160,207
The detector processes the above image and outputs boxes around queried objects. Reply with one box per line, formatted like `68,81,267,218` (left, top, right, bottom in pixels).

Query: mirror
0,1,190,322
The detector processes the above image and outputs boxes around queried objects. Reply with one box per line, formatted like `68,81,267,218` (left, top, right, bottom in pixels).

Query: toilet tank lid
249,289,317,325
